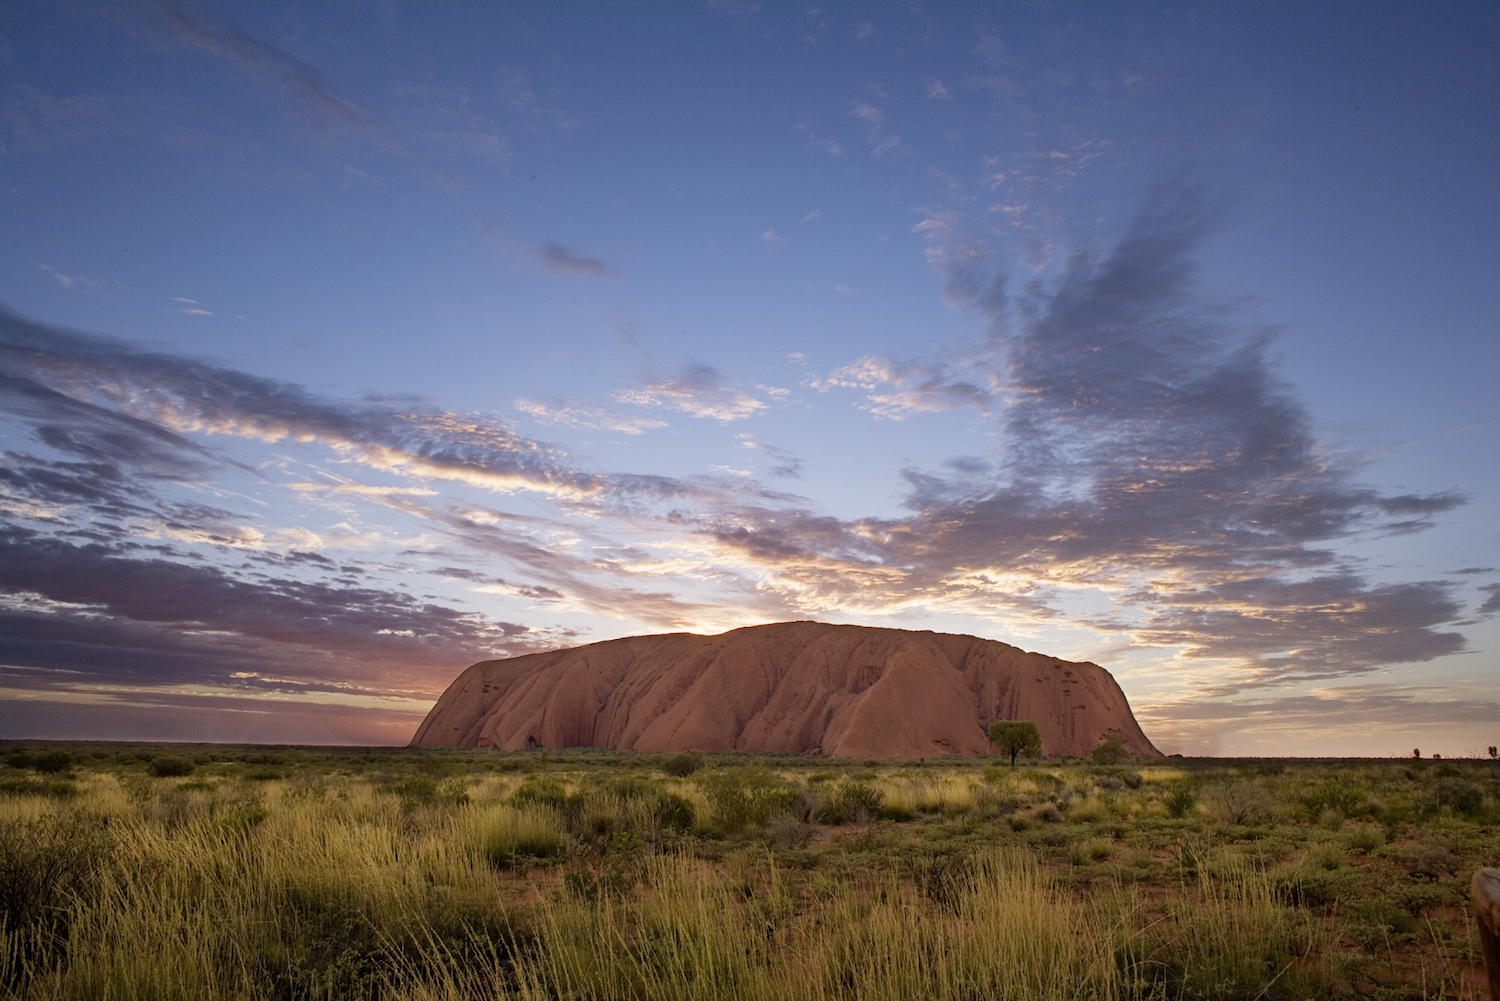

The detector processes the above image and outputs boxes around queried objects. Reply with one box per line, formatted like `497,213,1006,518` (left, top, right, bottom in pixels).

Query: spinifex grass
0,743,1495,999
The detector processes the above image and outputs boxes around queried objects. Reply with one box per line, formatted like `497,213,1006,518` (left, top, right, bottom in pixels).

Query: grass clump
479,803,567,866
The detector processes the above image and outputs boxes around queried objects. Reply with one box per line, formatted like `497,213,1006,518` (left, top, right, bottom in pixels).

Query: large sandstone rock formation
411,621,1159,759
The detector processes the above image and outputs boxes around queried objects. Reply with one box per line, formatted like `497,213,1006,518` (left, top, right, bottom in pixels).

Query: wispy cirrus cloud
514,397,666,435
852,101,899,156
816,354,996,419
1477,583,1500,616
614,364,767,422
142,0,406,154
536,242,612,277
0,307,604,498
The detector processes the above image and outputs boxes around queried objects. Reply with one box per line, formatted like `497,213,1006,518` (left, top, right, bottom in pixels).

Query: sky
0,1,1496,756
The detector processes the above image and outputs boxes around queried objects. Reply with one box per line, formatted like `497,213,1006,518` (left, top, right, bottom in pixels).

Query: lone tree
988,720,1042,768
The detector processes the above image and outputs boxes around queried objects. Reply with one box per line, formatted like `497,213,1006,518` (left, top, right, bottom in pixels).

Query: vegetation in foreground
0,741,1497,1000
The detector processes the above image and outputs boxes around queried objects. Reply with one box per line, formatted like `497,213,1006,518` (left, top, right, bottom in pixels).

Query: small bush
1089,731,1128,765
30,750,74,775
0,813,113,983
1209,780,1268,825
1299,780,1365,822
149,754,196,777
1034,803,1063,824
652,792,696,831
511,775,569,810
661,750,706,777
480,805,566,867
1430,778,1483,816
0,778,76,798
822,782,883,825
879,798,916,822
1165,786,1197,819
1068,838,1113,865
1317,806,1345,830
768,813,814,849
700,766,796,834
1344,825,1384,854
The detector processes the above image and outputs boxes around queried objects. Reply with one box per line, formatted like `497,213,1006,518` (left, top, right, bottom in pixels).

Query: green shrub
0,778,77,798
5,753,34,770
661,750,706,777
149,754,196,777
0,813,113,986
1034,803,1063,824
1299,780,1366,821
879,798,916,822
820,782,884,825
768,813,814,849
511,775,570,810
652,791,696,831
1431,778,1483,816
1344,825,1384,854
30,750,74,774
1068,838,1113,865
700,766,795,834
1209,780,1269,825
1165,786,1197,819
1089,731,1128,765
481,805,566,867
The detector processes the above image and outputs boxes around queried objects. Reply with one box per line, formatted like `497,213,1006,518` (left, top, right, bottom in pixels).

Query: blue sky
1,1,1496,754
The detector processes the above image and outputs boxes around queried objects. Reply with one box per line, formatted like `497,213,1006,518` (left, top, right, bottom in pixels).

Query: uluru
411,621,1159,759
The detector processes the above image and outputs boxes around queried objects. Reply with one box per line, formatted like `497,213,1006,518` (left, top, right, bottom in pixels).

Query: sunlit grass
0,746,1494,999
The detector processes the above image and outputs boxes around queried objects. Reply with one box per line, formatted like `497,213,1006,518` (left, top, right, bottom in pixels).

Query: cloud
1477,583,1500,616
739,438,803,479
514,397,667,435
852,102,899,156
143,0,406,154
536,242,612,277
0,183,1477,743
696,185,1468,688
614,364,767,422
796,122,843,156
387,83,510,163
705,1,761,21
0,84,224,157
39,265,75,287
817,354,996,419
0,524,551,695
926,80,950,100
0,306,615,499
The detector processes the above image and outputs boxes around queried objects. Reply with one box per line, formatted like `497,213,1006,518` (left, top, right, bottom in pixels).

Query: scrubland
0,743,1497,1000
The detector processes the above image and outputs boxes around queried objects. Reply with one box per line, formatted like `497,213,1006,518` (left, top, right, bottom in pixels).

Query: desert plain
1,741,1497,1000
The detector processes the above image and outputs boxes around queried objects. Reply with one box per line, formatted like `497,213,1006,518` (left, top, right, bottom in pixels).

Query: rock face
410,621,1160,759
